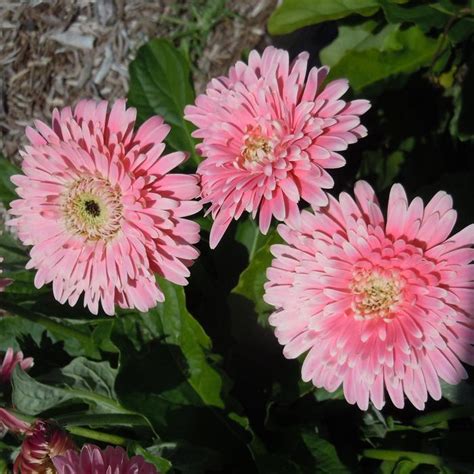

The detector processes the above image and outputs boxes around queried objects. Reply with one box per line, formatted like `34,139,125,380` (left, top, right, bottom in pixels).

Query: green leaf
0,155,20,208
114,279,253,468
128,38,199,166
451,59,474,141
447,15,474,45
55,413,149,428
440,380,474,405
379,0,449,31
0,299,101,360
91,320,119,354
358,149,405,190
12,357,123,415
152,278,226,408
268,0,380,35
361,408,388,441
393,459,418,474
320,22,440,91
300,430,351,474
234,217,270,261
132,444,173,473
232,230,281,325
0,231,28,272
314,387,344,402
0,315,44,352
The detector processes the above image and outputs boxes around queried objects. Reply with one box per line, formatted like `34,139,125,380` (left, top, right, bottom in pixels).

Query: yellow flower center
241,135,272,163
62,176,123,241
239,125,273,167
350,271,402,320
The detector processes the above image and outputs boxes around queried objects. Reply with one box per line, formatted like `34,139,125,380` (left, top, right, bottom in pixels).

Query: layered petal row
9,99,201,315
185,46,370,247
264,181,474,410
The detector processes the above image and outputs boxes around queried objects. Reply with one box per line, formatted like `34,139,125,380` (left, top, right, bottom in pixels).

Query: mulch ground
0,0,276,161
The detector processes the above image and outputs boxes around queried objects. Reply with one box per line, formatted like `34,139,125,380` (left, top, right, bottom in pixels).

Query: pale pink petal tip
10,99,201,315
52,444,159,474
264,180,474,410
0,347,34,384
0,408,30,435
185,45,370,247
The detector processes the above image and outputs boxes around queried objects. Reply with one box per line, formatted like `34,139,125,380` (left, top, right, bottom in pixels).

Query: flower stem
56,413,148,427
9,410,129,446
66,426,128,446
0,298,92,346
362,449,443,466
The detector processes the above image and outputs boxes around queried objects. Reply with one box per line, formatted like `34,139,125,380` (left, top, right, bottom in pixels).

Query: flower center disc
239,126,273,167
62,176,123,241
350,271,402,320
84,199,101,218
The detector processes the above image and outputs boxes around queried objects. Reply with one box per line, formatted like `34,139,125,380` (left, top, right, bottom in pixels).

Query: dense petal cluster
14,420,75,474
9,99,201,315
264,181,474,410
0,347,34,383
53,444,159,474
185,46,370,247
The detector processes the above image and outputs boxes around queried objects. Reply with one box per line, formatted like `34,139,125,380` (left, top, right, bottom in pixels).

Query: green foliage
0,155,19,209
320,22,439,90
161,0,233,64
232,229,281,324
0,1,473,472
118,278,227,409
114,279,253,470
268,0,380,35
12,358,119,415
451,57,474,141
0,315,44,352
291,430,351,474
132,444,173,473
128,38,199,166
234,217,271,260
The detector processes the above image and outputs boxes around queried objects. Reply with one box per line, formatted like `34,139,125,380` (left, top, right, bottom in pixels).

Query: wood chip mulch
0,0,276,161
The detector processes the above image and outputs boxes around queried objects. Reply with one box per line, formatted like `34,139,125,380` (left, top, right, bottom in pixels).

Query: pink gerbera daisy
52,444,159,474
185,46,370,248
9,99,201,315
264,181,474,410
0,347,34,383
14,419,76,474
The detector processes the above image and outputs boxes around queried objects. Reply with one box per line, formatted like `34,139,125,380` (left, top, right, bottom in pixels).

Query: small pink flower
0,408,30,437
9,99,201,315
52,444,159,474
264,181,474,410
0,347,34,383
14,419,76,474
185,46,370,247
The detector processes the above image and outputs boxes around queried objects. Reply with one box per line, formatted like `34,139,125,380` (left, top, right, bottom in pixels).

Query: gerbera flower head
185,46,370,248
264,181,474,410
9,99,201,315
0,347,34,383
14,419,75,474
52,444,159,474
